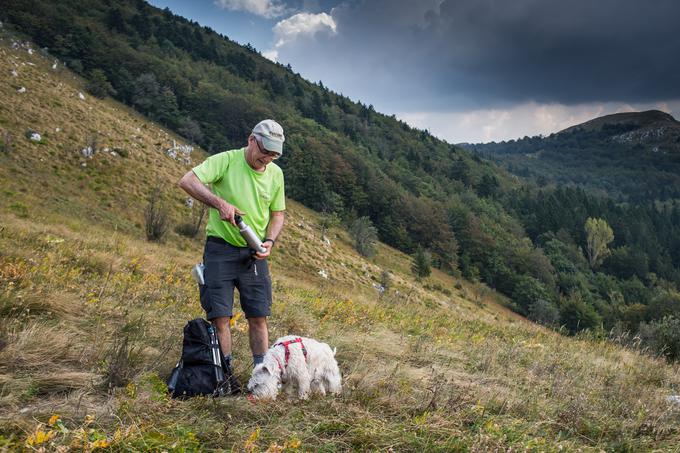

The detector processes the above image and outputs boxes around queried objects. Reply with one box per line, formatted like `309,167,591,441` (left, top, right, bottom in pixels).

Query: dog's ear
261,364,272,375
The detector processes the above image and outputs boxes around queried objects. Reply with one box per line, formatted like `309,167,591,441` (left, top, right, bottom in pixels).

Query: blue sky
149,0,680,144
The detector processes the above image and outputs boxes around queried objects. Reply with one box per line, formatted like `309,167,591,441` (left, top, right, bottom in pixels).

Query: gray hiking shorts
199,236,272,319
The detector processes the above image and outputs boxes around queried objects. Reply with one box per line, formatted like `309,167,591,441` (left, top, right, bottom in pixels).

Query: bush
176,204,207,238
511,275,551,315
144,187,169,242
349,216,377,257
559,295,602,334
638,316,680,361
412,247,431,279
528,298,560,327
646,293,680,322
380,269,392,292
112,147,129,158
86,69,116,99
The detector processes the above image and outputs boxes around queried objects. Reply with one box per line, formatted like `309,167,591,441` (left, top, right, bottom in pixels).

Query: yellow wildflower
26,429,55,446
90,438,110,449
286,438,302,449
244,427,260,452
48,414,60,427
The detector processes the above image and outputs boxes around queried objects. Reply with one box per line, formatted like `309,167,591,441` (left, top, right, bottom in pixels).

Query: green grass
1,216,679,451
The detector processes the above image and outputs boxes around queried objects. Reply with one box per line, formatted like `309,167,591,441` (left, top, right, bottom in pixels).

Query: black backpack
166,318,231,398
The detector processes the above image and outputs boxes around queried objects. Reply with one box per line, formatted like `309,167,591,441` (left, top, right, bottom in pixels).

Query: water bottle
234,215,266,253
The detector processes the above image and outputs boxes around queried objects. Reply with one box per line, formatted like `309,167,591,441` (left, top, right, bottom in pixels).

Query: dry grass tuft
0,322,83,371
34,371,100,395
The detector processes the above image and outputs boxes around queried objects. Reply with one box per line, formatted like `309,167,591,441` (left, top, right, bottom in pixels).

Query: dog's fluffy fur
247,335,341,400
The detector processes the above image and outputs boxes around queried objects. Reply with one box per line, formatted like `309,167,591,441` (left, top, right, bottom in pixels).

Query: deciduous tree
585,217,614,268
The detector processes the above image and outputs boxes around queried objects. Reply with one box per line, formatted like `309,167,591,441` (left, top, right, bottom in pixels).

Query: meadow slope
1,32,680,452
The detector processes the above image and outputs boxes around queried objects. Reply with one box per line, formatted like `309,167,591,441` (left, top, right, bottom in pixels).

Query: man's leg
211,316,232,357
238,257,272,367
211,315,241,394
248,317,269,361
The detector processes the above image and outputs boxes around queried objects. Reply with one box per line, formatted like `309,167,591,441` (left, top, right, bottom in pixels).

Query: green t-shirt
192,148,285,247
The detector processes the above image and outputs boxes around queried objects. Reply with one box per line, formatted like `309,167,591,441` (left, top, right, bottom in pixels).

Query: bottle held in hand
235,215,266,253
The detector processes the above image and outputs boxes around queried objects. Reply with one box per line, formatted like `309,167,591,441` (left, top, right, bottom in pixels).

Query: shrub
638,316,680,361
511,275,551,315
349,216,377,257
144,187,169,242
646,292,680,322
86,69,116,99
86,132,99,154
176,203,207,238
412,247,431,279
380,269,392,293
112,147,129,158
559,295,602,334
528,298,560,327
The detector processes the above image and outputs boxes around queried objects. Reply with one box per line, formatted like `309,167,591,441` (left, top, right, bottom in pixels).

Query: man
178,119,286,393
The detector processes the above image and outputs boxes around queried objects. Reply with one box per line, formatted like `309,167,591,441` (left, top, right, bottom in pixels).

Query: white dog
247,335,342,400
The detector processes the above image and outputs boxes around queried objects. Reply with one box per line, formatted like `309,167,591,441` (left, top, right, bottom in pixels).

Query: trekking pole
207,325,226,387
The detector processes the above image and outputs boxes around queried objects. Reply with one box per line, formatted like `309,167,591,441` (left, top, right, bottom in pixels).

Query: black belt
207,236,259,269
207,236,236,246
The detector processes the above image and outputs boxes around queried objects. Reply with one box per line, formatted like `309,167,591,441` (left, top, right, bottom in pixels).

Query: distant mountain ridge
560,110,679,134
560,110,680,151
463,110,680,201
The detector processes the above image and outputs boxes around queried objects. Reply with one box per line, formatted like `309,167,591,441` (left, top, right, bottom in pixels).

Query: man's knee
212,316,231,332
248,317,268,330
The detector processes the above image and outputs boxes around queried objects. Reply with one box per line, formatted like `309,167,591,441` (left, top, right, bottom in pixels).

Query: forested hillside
463,110,680,202
3,0,680,353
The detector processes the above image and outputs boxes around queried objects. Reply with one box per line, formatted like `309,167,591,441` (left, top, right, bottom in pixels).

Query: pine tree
412,247,431,279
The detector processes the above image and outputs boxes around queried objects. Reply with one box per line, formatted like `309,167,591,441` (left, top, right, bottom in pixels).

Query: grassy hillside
2,30,680,452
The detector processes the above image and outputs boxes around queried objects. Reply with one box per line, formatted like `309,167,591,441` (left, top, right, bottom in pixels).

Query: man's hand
217,200,244,226
179,171,244,225
254,240,272,260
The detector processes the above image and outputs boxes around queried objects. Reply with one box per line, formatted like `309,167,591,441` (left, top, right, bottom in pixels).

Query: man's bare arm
266,211,285,242
254,211,285,260
178,170,242,226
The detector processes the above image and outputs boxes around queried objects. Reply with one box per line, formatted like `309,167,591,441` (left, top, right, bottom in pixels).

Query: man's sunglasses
254,136,281,160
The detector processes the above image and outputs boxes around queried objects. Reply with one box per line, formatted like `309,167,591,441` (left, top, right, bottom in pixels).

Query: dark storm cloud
275,0,680,111
421,0,680,105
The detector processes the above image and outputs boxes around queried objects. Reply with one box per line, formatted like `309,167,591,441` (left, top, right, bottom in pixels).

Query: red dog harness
273,337,308,373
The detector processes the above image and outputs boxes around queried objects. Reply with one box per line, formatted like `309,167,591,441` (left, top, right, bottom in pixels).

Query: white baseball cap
252,119,285,155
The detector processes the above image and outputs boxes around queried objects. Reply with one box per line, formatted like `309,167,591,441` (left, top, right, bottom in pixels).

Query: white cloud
214,0,287,18
262,49,279,62
397,100,680,144
271,12,337,48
